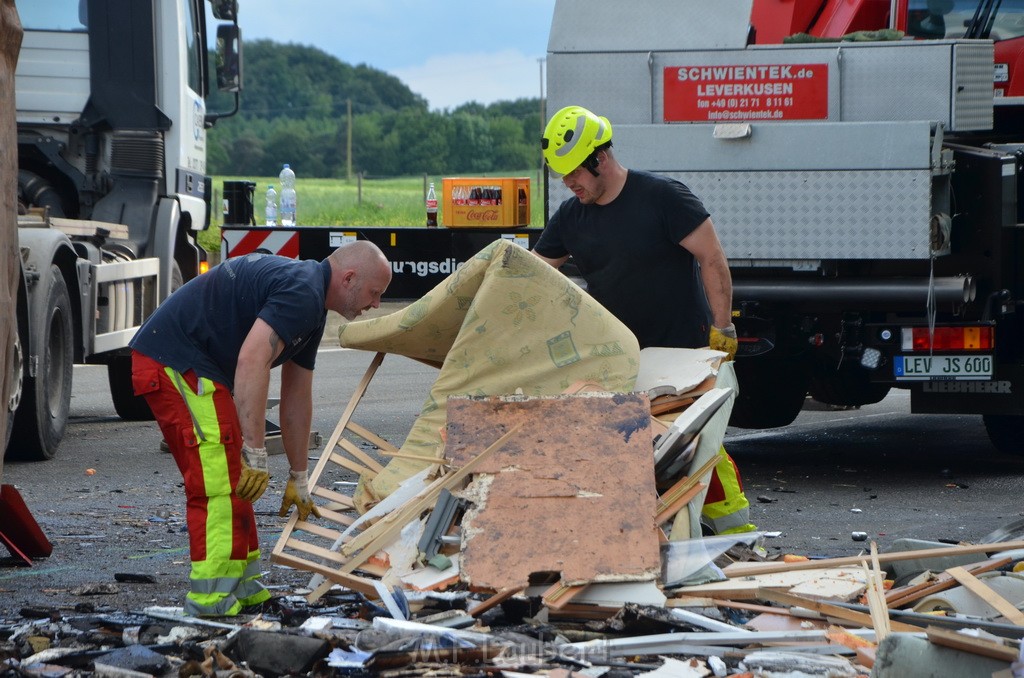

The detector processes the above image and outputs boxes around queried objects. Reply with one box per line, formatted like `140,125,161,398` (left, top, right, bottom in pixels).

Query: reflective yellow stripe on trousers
165,368,267,616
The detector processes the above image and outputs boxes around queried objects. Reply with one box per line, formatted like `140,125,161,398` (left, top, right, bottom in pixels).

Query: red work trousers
131,351,268,616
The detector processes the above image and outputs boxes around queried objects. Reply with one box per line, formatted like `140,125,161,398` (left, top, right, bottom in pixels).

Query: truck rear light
199,260,210,275
901,326,994,351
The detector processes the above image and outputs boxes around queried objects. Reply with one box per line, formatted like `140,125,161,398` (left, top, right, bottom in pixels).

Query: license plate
894,355,993,380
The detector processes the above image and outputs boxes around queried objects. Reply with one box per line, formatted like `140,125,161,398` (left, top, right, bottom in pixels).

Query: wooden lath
655,438,715,527
270,352,396,596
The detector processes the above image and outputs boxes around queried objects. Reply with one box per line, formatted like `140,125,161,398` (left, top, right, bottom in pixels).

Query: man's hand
710,324,738,361
237,444,270,502
279,469,321,521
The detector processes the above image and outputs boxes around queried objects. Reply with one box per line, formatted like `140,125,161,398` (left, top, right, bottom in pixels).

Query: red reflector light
908,326,993,351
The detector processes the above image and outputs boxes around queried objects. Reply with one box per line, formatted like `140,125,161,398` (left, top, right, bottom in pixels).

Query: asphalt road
2,306,1023,618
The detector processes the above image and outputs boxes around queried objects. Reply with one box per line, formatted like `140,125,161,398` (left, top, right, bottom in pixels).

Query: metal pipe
826,598,1024,639
566,628,884,659
733,277,974,305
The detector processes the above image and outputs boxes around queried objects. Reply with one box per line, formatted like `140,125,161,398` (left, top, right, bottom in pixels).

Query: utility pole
346,98,353,181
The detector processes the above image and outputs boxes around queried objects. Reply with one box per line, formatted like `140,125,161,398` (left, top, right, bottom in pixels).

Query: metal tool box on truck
221,226,541,299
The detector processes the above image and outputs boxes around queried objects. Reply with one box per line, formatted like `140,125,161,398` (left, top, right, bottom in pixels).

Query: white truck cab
7,0,241,459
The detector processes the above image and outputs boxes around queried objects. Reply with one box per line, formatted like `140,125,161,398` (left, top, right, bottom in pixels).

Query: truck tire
983,414,1024,456
106,261,183,421
9,265,73,461
729,357,810,429
107,354,153,421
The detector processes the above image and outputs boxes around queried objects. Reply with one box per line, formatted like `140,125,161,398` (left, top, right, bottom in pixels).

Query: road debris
5,283,1024,675
6,422,1024,677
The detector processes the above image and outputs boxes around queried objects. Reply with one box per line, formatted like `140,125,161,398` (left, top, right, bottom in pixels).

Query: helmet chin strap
583,153,601,177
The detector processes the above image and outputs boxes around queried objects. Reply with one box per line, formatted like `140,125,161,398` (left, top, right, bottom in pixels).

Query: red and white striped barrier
221,229,300,260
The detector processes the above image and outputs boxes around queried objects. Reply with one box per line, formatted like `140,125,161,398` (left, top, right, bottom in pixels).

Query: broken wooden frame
271,352,526,600
271,353,392,596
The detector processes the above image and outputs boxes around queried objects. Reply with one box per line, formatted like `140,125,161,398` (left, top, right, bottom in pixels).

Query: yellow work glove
279,469,322,521
709,324,738,361
236,443,269,502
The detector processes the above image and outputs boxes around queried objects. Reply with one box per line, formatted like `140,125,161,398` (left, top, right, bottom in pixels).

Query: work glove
279,469,322,521
236,444,269,502
709,324,738,362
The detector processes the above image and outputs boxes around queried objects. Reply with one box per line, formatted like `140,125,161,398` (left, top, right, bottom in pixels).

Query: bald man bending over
129,241,392,616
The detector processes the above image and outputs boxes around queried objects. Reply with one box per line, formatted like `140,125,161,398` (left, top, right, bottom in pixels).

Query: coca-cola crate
442,177,530,228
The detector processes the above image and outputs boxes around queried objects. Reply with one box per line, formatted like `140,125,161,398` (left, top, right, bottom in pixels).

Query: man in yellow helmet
533,105,754,535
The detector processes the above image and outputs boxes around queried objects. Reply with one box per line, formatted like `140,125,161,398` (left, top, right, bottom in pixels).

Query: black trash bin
223,180,256,226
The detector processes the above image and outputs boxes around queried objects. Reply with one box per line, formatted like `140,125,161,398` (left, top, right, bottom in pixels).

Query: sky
237,0,557,111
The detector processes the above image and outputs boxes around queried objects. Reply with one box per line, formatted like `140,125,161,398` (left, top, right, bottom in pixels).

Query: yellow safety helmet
541,105,613,176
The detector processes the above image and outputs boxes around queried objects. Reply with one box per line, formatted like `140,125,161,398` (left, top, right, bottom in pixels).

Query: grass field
200,172,546,254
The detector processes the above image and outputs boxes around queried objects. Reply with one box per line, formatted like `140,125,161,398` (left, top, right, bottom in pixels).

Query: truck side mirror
215,24,242,93
211,0,237,21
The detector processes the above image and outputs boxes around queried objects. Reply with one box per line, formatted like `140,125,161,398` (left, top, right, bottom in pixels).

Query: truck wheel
106,261,183,421
729,357,809,429
9,265,73,461
107,355,154,420
983,415,1024,456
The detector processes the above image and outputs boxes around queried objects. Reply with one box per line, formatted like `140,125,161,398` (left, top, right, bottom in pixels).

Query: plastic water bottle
264,184,278,226
279,164,297,226
425,182,438,228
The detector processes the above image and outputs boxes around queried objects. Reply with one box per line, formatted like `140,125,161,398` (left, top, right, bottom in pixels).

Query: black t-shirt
130,253,329,388
534,170,712,349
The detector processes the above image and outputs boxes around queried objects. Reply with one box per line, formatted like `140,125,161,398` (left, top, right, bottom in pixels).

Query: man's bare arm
234,318,284,449
680,218,734,329
279,360,314,474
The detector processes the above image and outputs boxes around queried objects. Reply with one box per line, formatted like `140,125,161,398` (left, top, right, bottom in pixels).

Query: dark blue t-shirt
130,253,330,389
534,170,712,349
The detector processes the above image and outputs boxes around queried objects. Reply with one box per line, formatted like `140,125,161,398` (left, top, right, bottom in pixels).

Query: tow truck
546,0,1024,454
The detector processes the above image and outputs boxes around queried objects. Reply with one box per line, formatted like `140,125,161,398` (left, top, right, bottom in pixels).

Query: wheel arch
147,197,202,300
173,206,204,283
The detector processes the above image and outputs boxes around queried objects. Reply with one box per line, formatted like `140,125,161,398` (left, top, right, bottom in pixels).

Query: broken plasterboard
673,568,869,600
572,581,668,608
635,347,726,398
399,555,461,592
446,393,661,591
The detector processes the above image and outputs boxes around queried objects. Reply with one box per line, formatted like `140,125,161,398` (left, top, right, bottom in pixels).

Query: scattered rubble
7,559,1024,678
5,298,1024,675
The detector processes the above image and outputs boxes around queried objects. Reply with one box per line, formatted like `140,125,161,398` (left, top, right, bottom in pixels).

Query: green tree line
208,40,543,178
